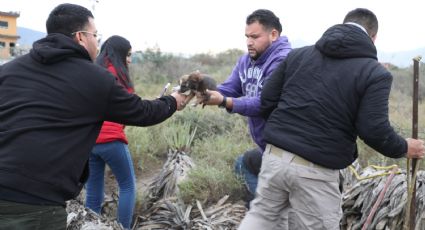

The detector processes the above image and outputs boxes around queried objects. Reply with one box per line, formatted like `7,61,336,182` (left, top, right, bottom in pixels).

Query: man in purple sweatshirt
201,9,292,207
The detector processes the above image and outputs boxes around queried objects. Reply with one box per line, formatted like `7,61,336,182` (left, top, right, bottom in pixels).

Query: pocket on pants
288,209,340,230
256,153,289,203
297,166,338,182
291,166,342,229
259,153,282,181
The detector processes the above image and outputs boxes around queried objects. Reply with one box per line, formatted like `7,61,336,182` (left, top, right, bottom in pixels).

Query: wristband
218,96,227,108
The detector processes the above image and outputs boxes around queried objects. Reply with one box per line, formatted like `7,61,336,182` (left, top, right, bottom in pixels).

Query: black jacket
261,24,406,169
0,33,177,205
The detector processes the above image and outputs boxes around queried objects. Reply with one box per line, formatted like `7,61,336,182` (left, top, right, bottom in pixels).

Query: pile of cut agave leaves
66,151,425,230
66,149,246,230
340,162,425,230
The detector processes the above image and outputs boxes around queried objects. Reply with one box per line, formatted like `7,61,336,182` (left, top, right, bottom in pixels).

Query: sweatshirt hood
315,24,377,60
254,36,292,64
30,33,91,64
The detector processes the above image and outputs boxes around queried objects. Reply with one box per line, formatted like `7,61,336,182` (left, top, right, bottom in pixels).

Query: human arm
213,82,261,116
104,82,185,126
260,60,287,119
217,65,244,99
200,63,251,112
215,56,285,117
356,72,412,158
217,79,263,116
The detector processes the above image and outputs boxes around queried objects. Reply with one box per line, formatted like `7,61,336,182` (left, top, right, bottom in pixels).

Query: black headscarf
96,35,133,90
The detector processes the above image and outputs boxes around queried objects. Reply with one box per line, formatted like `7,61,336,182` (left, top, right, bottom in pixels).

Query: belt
266,144,325,169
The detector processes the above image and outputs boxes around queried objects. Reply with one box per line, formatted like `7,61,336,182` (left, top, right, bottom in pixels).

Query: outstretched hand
196,90,224,106
170,91,188,111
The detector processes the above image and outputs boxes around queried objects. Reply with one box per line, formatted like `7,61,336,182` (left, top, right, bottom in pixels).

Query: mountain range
17,27,424,68
378,49,425,68
291,39,425,68
17,27,45,48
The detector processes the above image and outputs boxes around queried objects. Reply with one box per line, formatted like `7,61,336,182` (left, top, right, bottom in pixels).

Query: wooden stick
405,56,422,230
362,167,398,230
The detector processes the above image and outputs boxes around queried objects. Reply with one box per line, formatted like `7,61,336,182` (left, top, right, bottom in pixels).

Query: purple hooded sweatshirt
218,36,292,150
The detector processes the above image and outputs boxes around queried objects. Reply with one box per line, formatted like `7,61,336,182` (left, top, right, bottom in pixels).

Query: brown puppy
178,71,217,107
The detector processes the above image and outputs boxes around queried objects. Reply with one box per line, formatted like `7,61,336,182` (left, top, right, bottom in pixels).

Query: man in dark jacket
0,3,186,229
238,8,425,229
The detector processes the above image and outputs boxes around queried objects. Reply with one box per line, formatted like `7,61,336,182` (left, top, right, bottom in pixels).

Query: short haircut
46,3,94,37
343,8,378,37
246,9,282,34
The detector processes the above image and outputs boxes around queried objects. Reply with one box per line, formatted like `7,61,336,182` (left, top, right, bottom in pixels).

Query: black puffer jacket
0,33,177,205
261,24,406,169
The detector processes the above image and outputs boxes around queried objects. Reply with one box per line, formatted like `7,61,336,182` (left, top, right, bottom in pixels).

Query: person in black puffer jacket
238,8,425,230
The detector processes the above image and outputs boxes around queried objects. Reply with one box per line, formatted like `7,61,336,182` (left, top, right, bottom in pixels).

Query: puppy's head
178,71,203,94
178,74,190,93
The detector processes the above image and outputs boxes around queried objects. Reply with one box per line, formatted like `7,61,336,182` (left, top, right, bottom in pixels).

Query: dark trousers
0,199,66,230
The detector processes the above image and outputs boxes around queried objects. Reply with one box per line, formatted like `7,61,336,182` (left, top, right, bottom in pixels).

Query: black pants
0,199,66,230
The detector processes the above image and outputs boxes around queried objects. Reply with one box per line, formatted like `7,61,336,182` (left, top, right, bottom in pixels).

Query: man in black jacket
0,3,186,229
238,8,425,229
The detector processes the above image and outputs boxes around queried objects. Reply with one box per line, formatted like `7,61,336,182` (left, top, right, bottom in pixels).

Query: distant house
0,11,20,59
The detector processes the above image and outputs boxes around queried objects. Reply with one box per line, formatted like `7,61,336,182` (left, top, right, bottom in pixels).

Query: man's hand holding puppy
198,90,233,110
170,91,188,111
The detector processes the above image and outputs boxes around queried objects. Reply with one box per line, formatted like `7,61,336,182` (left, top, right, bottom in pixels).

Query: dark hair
246,9,282,34
96,35,133,90
343,8,378,37
46,3,94,37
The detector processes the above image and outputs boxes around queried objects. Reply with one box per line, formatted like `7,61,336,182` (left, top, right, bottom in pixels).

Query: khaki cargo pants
238,144,342,230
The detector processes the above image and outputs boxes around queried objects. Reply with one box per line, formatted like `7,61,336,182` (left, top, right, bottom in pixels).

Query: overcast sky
1,0,424,55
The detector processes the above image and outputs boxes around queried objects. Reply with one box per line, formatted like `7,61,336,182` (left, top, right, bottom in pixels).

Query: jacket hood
30,33,91,64
315,24,377,60
254,36,292,64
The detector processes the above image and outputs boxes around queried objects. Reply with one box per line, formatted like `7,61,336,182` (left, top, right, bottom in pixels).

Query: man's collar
345,22,368,35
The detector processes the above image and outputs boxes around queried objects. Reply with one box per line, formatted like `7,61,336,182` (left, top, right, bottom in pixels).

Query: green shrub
162,121,197,152
173,106,235,139
178,162,244,205
126,125,168,171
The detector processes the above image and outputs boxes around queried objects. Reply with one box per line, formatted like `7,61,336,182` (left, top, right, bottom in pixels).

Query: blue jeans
234,148,262,201
85,141,136,229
